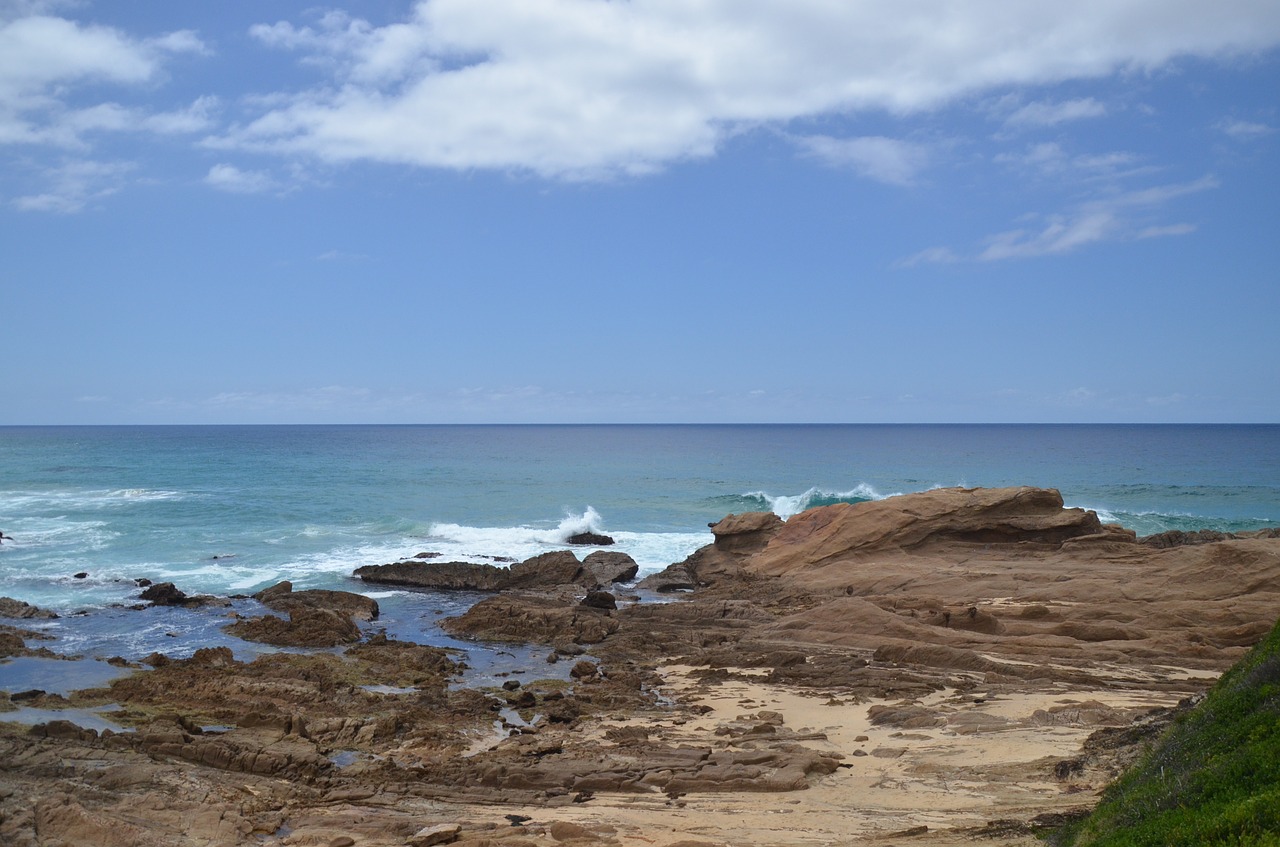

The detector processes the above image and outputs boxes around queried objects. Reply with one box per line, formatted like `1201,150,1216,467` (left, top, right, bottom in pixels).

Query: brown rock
442,597,618,645
0,597,58,619
581,551,639,586
224,607,362,648
253,581,379,621
409,824,461,846
353,560,508,591
567,532,614,546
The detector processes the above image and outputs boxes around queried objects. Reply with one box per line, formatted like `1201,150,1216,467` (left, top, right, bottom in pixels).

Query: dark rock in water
0,597,59,620
73,572,89,580
134,578,153,588
353,561,508,591
579,591,617,611
253,580,379,622
357,549,633,595
138,582,230,608
139,582,190,606
567,532,614,546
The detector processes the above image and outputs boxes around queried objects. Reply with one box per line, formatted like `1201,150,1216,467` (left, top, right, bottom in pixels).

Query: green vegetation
1055,616,1280,846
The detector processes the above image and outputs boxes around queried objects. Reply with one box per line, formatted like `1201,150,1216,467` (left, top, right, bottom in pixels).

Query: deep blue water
0,424,1277,671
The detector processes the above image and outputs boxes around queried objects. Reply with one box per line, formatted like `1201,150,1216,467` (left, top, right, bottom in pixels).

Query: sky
2,0,1278,424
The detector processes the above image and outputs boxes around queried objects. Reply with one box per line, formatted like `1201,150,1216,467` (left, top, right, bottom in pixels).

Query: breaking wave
717,484,899,519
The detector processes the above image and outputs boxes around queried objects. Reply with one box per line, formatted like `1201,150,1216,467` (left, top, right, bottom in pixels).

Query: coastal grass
1055,616,1280,846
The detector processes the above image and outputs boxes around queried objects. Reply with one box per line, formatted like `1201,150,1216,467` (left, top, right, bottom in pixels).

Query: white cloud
0,11,209,150
204,163,278,194
995,142,1148,181
1003,97,1107,128
218,0,1280,178
905,174,1218,263
795,134,929,185
1218,118,1276,140
978,176,1218,260
12,158,134,212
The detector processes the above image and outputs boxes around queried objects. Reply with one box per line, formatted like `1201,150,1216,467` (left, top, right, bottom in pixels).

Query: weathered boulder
579,590,617,611
581,550,639,587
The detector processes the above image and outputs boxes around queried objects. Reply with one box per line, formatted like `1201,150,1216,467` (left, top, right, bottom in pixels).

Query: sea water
1,424,1277,666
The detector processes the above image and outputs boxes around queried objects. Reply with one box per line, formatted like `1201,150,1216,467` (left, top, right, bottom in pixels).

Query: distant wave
1079,505,1278,536
718,484,898,519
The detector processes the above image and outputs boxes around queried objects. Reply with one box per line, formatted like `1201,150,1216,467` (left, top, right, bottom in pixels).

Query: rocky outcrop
567,532,615,546
224,607,362,648
355,549,640,593
0,597,58,620
441,596,620,645
253,581,379,622
638,511,781,592
137,582,229,609
352,560,509,591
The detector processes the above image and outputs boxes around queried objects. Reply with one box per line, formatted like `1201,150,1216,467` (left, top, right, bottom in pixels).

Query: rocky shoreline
3,486,1279,846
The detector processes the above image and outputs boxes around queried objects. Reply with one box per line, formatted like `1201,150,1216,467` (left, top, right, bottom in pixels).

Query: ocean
2,424,1278,674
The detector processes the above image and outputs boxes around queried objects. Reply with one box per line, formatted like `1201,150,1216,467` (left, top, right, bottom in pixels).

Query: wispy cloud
794,134,930,185
906,174,1218,263
1217,118,1276,140
12,158,134,212
1002,97,1107,129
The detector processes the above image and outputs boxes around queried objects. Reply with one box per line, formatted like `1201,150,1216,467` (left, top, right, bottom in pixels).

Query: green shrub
1057,617,1280,847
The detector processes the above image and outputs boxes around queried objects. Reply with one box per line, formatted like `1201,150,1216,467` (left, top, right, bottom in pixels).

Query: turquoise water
1,424,1277,620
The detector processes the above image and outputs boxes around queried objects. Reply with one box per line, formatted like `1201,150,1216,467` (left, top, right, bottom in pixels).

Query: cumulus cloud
0,10,209,151
216,0,1280,178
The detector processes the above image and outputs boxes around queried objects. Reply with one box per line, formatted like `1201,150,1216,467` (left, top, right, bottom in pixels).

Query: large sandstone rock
638,512,781,592
747,487,1111,585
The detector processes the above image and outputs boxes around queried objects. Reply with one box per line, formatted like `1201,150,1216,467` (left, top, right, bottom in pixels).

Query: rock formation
4,486,1280,847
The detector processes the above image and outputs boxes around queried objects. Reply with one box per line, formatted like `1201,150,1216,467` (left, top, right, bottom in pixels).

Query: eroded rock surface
4,486,1280,847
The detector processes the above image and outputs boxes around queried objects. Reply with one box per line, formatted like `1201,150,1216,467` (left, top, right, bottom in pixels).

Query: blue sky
2,0,1278,424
